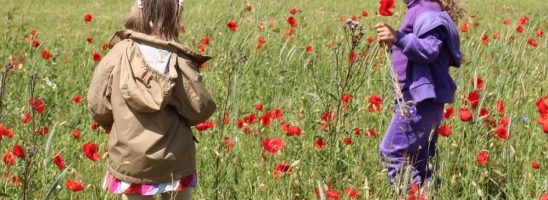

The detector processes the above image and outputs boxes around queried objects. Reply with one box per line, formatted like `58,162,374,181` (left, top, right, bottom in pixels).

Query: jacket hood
108,30,212,65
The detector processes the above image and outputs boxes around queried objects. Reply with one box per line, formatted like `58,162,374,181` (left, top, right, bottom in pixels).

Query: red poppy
257,37,266,49
36,127,49,135
519,16,529,25
72,129,81,139
3,152,15,166
66,179,84,192
100,42,109,51
223,112,230,125
92,51,102,62
53,154,65,170
477,150,488,166
438,124,452,137
516,25,524,33
273,162,292,179
368,95,382,112
493,32,500,40
342,94,353,109
314,137,326,149
495,127,508,139
281,122,302,136
0,124,14,138
537,96,548,115
466,90,480,109
243,113,257,125
444,106,454,119
348,51,359,63
460,21,469,33
195,121,215,131
29,97,45,113
272,108,283,119
197,44,206,52
367,129,376,137
537,28,544,38
227,20,238,31
361,11,368,17
343,137,352,145
256,103,264,111
306,45,313,53
12,176,21,186
378,0,395,16
12,145,25,158
287,16,298,28
32,40,41,48
91,121,99,130
20,113,33,124
83,13,93,23
224,137,234,152
344,187,362,198
73,94,82,103
262,138,285,155
499,117,510,127
528,37,538,47
289,7,298,15
481,34,489,46
326,189,341,200
82,142,101,162
321,112,336,123
471,76,484,89
502,18,510,25
86,36,93,43
479,107,489,117
531,161,540,169
201,37,210,45
459,108,473,122
367,37,375,44
42,50,52,60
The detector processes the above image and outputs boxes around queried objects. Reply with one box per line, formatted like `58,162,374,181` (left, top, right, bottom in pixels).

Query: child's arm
87,57,115,130
393,28,445,64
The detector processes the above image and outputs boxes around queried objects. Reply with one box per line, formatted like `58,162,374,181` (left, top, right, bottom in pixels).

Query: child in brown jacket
87,0,215,199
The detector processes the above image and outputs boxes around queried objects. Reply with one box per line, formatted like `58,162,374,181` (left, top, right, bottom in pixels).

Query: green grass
0,0,546,199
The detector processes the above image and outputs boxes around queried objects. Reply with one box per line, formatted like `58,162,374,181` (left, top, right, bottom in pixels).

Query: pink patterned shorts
102,172,197,196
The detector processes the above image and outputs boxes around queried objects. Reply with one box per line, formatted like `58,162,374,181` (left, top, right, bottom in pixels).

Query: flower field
0,0,546,199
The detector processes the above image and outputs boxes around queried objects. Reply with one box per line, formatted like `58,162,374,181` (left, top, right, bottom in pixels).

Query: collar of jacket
108,30,212,65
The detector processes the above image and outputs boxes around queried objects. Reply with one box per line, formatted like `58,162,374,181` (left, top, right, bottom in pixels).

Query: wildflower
378,0,395,16
82,142,101,162
227,20,238,31
53,154,65,170
262,138,285,155
83,13,93,23
477,150,488,166
66,179,84,192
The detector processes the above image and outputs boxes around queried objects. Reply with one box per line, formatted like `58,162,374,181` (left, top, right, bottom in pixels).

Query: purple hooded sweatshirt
391,0,463,103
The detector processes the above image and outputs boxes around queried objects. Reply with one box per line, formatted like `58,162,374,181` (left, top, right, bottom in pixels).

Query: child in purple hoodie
375,0,464,190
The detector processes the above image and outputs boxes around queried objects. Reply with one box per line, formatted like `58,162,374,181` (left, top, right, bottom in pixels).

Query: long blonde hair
434,0,465,22
124,0,183,41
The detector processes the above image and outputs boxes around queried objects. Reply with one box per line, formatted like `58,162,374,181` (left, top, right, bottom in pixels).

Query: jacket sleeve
394,27,445,64
87,53,116,130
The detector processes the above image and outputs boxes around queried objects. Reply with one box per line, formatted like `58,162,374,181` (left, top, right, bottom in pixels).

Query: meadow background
0,0,546,199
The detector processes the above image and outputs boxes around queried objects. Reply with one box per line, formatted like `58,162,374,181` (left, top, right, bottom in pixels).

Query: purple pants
379,98,444,186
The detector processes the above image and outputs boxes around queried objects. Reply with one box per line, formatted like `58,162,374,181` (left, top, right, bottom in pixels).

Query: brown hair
124,0,182,41
433,0,465,23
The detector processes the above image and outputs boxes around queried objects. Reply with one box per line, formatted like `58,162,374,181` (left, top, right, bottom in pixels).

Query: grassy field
0,0,547,199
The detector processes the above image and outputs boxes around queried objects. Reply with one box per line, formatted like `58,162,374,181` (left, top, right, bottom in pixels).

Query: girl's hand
375,23,397,47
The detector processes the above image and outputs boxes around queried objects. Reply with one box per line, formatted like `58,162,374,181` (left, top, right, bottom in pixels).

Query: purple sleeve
394,28,445,64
